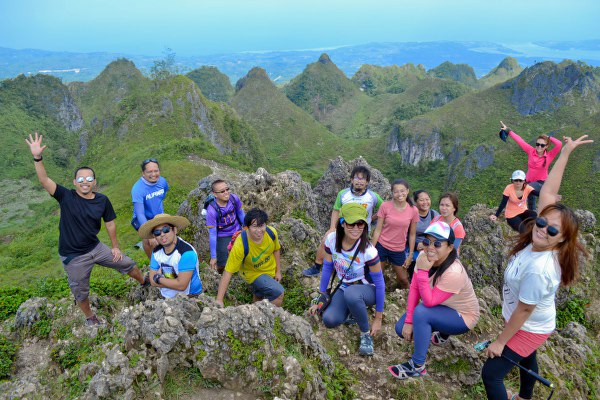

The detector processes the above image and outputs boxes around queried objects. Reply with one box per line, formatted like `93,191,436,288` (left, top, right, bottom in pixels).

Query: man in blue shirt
131,158,169,258
139,214,203,298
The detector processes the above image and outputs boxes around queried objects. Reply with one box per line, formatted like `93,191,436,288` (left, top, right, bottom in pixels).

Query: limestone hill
1,157,598,399
186,66,234,103
229,67,356,182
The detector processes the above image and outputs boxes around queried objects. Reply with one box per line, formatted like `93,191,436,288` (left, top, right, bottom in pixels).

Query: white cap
511,170,526,181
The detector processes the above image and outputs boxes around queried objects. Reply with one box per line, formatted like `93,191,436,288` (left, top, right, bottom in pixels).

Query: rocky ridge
1,157,598,399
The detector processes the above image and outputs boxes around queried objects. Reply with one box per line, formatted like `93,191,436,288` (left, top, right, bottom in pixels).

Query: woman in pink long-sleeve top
500,121,562,211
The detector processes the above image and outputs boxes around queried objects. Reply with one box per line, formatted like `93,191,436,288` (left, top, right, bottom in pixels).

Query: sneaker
431,331,450,346
344,314,357,325
85,315,103,326
388,359,427,380
302,264,321,277
359,333,374,356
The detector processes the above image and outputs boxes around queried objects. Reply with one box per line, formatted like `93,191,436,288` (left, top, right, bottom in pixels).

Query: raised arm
538,135,594,211
25,132,57,195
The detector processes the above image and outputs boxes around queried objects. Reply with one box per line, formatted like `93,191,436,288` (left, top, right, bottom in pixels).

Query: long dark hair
509,203,588,286
392,179,414,207
335,220,369,254
429,247,458,286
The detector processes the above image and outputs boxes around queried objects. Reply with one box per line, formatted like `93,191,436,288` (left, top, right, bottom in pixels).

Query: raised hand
500,121,508,131
25,132,47,158
562,135,594,154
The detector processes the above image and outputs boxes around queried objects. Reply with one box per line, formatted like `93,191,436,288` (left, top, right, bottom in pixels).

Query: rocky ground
1,157,598,399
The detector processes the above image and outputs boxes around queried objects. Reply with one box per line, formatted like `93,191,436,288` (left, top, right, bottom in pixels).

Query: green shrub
557,298,590,329
0,334,18,378
0,287,32,320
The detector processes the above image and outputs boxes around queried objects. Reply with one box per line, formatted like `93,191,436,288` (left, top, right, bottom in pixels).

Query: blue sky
1,0,599,56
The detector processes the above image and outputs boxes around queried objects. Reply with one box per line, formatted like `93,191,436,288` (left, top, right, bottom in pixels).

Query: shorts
249,274,284,301
375,242,406,266
216,235,233,267
61,242,136,302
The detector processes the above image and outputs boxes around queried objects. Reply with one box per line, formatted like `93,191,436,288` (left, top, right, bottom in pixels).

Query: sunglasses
142,158,159,166
422,238,446,248
512,179,524,183
214,187,230,194
345,220,366,229
535,217,560,237
152,226,172,236
535,143,547,148
76,176,94,183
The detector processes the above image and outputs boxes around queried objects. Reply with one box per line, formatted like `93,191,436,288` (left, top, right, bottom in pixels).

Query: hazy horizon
1,0,599,57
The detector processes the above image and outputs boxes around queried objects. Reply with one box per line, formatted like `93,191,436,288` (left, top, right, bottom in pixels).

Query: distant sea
1,40,600,84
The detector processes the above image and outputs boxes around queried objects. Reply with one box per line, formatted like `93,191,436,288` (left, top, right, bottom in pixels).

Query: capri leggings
396,304,469,365
322,284,375,333
481,346,539,400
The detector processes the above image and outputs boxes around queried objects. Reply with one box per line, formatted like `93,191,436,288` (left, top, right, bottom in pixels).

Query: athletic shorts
216,235,233,267
61,242,136,302
249,274,284,301
375,242,406,266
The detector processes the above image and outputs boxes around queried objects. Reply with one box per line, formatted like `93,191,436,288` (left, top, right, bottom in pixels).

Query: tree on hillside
150,48,184,80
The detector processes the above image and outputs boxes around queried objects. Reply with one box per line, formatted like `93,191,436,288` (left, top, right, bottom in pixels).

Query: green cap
339,203,368,224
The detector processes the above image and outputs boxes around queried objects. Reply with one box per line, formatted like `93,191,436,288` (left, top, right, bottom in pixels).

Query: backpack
201,194,242,232
227,227,276,263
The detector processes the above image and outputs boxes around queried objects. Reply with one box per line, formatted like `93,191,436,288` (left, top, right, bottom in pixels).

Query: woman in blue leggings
389,221,480,379
308,203,385,356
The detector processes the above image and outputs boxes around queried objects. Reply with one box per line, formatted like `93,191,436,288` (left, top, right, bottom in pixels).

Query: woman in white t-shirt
308,203,385,357
482,135,592,400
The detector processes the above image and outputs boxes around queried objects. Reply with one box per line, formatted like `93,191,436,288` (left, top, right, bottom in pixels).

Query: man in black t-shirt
26,132,148,326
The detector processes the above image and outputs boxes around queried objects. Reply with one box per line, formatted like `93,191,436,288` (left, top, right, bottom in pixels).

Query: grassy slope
378,75,600,217
230,68,360,183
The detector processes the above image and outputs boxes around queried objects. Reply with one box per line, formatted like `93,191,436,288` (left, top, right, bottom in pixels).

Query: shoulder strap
241,230,250,262
329,241,361,296
265,226,276,242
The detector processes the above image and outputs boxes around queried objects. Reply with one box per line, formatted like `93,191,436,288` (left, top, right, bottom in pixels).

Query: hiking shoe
388,359,427,380
142,272,151,288
344,314,357,325
359,333,374,356
431,331,450,346
302,264,321,277
85,315,103,326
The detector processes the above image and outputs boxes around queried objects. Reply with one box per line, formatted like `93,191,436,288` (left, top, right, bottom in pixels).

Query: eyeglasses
535,143,547,148
76,176,94,183
249,223,266,230
512,179,524,183
142,158,159,167
345,221,366,229
214,187,230,194
422,238,445,248
353,176,367,182
152,226,172,236
535,217,560,237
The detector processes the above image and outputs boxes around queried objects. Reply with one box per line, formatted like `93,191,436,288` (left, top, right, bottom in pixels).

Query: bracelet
34,156,43,162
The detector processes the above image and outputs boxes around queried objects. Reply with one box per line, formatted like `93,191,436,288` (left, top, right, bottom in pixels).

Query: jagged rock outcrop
387,125,445,166
502,60,600,115
2,157,599,400
312,156,390,231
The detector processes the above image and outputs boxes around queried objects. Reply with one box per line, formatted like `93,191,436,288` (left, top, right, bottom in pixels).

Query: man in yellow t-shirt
215,208,283,307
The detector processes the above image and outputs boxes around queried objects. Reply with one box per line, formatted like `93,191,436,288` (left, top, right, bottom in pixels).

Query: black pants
481,346,538,400
506,210,537,233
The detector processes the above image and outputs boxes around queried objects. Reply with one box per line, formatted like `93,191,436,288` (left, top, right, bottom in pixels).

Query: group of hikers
26,122,593,399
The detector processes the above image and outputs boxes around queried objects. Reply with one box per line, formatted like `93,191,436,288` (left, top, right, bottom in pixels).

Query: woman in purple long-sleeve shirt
500,121,562,211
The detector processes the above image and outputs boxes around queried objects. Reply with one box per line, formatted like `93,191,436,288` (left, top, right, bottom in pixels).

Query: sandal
431,331,450,346
388,360,427,380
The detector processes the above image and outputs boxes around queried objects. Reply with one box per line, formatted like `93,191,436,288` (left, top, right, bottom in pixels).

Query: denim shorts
375,242,406,266
249,274,284,301
216,235,233,267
